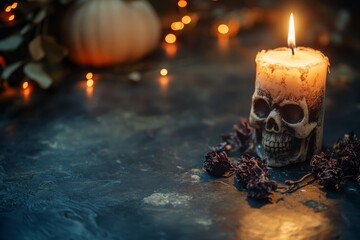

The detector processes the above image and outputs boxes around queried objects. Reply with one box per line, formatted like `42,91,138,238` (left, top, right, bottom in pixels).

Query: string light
86,72,93,80
11,2,18,9
22,81,29,89
181,15,191,24
8,15,15,21
218,24,229,35
171,21,184,31
86,79,94,88
160,68,168,76
5,6,12,12
178,0,187,8
165,33,176,44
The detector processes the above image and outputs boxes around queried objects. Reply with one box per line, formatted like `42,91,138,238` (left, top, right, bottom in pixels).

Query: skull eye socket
280,104,304,124
253,98,270,118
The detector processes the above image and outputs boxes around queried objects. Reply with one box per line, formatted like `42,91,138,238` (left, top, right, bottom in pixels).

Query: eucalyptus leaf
29,36,45,61
2,61,23,79
20,24,31,35
33,9,47,24
24,62,52,89
42,35,68,63
0,35,23,51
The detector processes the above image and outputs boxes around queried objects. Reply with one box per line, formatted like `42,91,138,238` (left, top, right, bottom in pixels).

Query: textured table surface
1,9,360,240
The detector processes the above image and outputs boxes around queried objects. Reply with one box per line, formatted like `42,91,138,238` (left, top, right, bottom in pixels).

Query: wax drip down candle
249,13,330,167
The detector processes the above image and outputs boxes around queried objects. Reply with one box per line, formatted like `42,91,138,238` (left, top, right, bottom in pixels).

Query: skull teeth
262,132,292,154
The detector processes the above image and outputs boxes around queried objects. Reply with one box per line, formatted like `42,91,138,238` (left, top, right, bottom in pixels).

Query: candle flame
288,13,296,50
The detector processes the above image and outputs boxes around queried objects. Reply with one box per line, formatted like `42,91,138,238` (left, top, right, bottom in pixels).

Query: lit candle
249,13,330,167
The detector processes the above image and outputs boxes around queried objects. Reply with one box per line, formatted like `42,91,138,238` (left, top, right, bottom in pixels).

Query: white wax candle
250,46,329,167
255,47,329,108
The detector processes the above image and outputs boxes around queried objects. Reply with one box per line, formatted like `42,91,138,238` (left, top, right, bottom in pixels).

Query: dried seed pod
203,150,233,177
336,154,358,176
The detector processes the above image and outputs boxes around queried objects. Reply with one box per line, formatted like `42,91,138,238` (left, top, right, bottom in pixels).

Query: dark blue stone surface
1,9,360,240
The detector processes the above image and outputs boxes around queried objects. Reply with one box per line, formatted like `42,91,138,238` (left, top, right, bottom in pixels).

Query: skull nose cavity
266,118,279,132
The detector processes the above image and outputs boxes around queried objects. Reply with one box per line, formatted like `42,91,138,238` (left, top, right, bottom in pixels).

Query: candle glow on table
249,13,330,167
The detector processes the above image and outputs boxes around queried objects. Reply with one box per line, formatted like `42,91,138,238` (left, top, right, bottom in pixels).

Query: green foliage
0,0,73,90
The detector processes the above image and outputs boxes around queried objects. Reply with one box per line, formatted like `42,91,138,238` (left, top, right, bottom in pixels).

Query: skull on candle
249,47,329,167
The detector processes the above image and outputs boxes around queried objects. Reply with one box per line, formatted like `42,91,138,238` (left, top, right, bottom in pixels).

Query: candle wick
289,44,295,56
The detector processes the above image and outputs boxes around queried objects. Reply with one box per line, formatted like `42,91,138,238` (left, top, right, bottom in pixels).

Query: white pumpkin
62,0,161,67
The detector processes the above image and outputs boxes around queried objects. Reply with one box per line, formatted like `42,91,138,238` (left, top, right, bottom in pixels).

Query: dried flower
203,150,233,177
246,175,277,199
211,142,228,153
333,131,357,152
310,132,360,190
233,117,254,146
221,132,241,152
234,154,268,183
234,154,276,199
317,167,343,190
310,152,331,176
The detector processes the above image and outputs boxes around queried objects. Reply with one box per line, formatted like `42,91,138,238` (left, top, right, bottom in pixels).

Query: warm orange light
159,76,169,91
288,13,296,49
218,24,229,35
160,68,168,76
163,43,177,58
165,34,176,44
22,81,29,89
178,0,187,8
11,2,18,9
86,72,93,80
86,79,94,88
171,21,184,31
5,6,12,12
181,15,191,24
8,15,15,21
